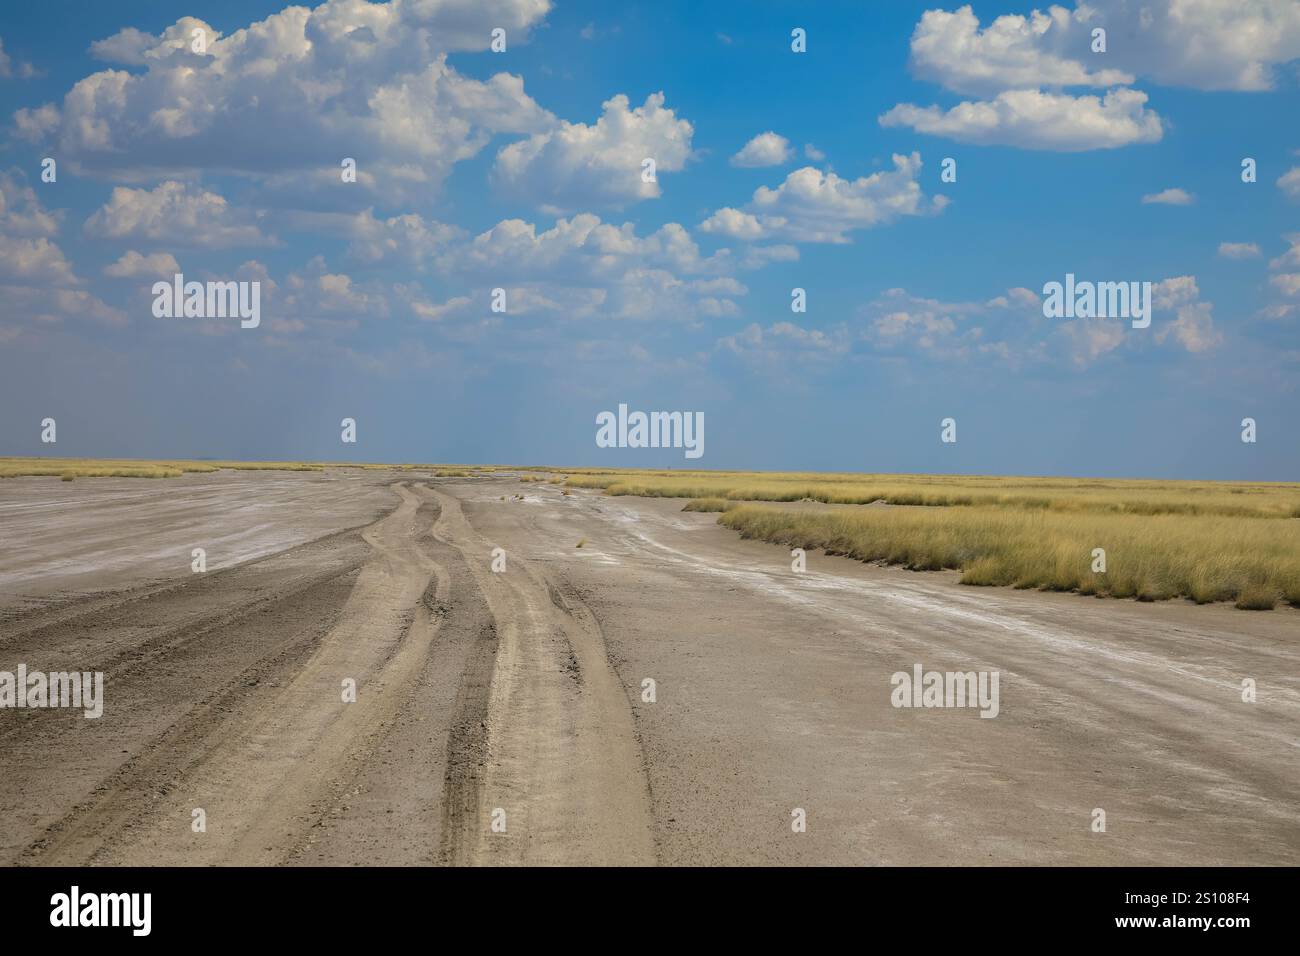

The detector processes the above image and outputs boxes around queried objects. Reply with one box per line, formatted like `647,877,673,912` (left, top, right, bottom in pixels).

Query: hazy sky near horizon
1,0,1298,479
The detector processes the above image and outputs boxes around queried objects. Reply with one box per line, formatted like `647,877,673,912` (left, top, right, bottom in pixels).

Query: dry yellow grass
716,503,1299,610
682,497,735,513
563,470,1299,518
561,468,1299,611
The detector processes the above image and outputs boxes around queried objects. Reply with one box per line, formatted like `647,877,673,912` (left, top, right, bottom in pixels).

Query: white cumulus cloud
907,6,1134,97
1278,167,1300,202
84,181,272,248
35,1,554,202
701,154,945,245
908,2,1300,95
104,249,181,277
1218,242,1261,259
880,88,1162,151
879,2,1300,152
731,132,793,168
439,213,737,320
1142,188,1193,205
493,92,693,208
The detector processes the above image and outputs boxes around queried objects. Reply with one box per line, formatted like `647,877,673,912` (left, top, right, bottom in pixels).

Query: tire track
429,487,654,866
0,523,375,648
4,482,460,865
42,482,447,865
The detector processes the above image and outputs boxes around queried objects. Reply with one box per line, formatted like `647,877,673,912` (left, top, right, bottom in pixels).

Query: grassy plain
551,468,1300,611
5,459,1295,609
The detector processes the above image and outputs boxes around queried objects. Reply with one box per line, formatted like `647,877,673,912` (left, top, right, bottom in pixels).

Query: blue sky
1,0,1297,478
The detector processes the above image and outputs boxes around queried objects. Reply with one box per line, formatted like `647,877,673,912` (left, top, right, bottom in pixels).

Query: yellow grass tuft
552,468,1299,610
682,497,735,513
717,503,1300,611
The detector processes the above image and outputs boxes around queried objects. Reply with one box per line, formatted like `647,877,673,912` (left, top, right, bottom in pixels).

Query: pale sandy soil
0,470,395,606
0,471,1295,865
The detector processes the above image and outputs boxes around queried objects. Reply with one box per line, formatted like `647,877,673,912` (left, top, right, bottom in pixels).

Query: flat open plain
1,471,1296,865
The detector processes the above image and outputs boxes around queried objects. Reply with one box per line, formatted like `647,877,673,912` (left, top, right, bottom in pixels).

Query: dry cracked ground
0,470,1296,866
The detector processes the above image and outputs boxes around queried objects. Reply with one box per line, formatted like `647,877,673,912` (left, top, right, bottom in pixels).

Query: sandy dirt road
1,472,1297,865
0,470,397,607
